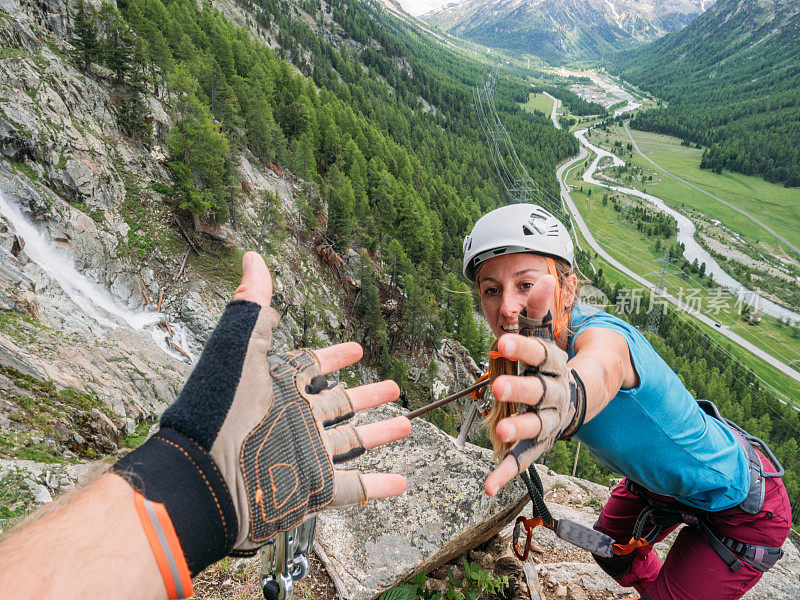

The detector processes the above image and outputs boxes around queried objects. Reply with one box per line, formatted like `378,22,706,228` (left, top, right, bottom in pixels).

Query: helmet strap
545,257,567,339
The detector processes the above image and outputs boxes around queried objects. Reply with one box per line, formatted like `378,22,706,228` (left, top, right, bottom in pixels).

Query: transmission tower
645,250,681,333
474,69,560,213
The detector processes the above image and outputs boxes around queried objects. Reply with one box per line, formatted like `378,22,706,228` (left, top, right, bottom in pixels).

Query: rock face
0,240,192,459
315,403,527,600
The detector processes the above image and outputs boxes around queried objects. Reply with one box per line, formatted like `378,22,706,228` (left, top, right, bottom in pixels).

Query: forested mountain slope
609,0,800,186
422,0,710,64
0,0,578,528
62,0,578,366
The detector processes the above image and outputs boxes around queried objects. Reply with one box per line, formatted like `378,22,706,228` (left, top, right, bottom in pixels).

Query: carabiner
613,536,651,556
512,515,543,560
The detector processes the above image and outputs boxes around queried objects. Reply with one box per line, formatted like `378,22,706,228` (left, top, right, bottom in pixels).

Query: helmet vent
492,248,507,255
522,225,534,236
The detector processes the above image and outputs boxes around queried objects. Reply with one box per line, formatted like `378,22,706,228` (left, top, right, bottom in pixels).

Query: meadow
520,92,555,116
564,159,800,404
593,124,800,257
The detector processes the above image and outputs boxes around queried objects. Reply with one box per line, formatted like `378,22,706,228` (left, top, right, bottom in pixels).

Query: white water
0,190,195,361
573,110,800,324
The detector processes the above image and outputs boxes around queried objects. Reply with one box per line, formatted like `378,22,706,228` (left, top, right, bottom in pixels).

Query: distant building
749,311,763,325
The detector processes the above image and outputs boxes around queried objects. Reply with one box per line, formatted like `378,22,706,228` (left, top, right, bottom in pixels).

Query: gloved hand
114,252,409,581
510,310,586,471
484,275,586,497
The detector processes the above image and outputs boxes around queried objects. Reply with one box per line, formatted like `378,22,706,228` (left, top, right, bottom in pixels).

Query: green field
594,124,800,257
520,92,555,116
564,157,800,403
570,213,800,404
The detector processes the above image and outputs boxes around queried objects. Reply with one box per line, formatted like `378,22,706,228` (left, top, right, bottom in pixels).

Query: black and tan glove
114,300,369,580
508,310,587,473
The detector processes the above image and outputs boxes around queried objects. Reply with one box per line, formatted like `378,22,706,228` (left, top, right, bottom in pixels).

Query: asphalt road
542,91,561,130
555,146,800,390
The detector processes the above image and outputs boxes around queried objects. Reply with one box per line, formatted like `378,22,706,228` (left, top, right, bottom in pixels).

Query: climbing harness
617,400,785,573
260,517,317,600
512,401,786,571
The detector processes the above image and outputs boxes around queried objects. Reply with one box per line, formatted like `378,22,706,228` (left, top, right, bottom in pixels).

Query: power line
645,250,682,333
475,69,559,213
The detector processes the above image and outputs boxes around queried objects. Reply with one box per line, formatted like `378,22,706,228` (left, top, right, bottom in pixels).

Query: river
568,77,800,324
0,189,195,361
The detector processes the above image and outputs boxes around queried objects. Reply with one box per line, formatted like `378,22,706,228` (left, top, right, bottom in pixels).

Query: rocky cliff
0,0,479,519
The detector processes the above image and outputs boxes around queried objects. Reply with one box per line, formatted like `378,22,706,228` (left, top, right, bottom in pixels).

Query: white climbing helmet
462,203,574,281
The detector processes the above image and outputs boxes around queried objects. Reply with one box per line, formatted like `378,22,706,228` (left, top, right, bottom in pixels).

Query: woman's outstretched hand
484,275,581,496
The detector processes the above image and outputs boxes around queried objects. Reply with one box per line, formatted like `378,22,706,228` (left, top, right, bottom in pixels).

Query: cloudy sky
396,0,457,16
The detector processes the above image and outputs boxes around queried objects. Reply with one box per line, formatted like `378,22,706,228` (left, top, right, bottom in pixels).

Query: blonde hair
479,256,580,458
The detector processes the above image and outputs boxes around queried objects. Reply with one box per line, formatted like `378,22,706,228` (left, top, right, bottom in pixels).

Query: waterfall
0,190,195,362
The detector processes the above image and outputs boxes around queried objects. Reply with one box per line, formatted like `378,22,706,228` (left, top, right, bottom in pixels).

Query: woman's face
477,253,554,339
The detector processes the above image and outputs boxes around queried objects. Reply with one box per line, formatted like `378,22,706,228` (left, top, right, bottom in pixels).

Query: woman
462,204,791,599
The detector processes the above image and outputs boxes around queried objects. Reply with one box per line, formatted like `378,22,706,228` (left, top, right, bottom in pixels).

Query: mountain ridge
421,0,713,63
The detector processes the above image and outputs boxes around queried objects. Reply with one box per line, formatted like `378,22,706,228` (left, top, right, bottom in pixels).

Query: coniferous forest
609,0,800,187
69,0,577,376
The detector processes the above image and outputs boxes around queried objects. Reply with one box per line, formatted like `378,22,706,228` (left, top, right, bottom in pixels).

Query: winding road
550,92,800,389
622,121,800,257
542,91,561,129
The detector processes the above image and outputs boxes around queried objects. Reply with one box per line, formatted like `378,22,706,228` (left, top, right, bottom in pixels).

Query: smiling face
477,252,554,339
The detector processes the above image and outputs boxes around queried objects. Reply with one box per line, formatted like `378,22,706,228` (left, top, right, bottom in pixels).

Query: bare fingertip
388,416,412,437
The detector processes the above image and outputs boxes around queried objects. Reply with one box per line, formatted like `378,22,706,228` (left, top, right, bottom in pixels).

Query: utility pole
645,251,681,333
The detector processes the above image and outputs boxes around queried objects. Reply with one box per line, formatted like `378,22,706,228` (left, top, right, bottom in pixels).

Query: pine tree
167,66,230,221
382,238,413,289
98,3,134,85
119,39,151,142
245,90,284,164
355,252,387,356
72,0,99,70
326,164,355,253
402,274,436,351
450,280,485,361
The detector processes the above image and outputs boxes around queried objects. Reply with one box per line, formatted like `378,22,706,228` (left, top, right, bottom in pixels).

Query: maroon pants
593,451,791,600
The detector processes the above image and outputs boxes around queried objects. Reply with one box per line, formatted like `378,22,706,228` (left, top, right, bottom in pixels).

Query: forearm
568,350,624,423
0,473,165,600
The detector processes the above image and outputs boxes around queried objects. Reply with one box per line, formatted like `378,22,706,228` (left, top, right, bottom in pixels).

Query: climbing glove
114,300,368,578
508,310,587,473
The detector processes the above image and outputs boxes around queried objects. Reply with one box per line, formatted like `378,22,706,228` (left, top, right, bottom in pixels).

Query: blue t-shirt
568,303,749,511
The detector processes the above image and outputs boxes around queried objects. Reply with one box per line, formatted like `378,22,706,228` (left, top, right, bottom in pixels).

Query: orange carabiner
512,515,543,560
613,536,651,556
